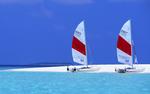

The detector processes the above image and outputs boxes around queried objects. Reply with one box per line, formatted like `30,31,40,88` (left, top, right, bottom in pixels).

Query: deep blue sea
0,72,150,94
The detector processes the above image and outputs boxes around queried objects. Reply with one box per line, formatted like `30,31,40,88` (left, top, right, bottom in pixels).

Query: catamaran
68,21,99,72
116,20,143,73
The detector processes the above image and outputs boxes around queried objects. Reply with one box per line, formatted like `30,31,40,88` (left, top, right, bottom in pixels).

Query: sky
0,0,150,65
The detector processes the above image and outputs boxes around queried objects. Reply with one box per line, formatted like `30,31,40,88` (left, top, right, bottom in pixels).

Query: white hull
115,67,145,73
68,66,100,72
126,68,145,73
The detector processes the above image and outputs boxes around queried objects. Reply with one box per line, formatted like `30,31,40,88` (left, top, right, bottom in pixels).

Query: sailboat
116,20,144,73
68,21,99,72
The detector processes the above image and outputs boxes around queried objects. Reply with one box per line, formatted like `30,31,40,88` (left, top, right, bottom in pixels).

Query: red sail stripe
117,35,132,56
72,36,86,55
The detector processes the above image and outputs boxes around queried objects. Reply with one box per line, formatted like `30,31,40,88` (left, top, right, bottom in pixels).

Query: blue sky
0,0,150,65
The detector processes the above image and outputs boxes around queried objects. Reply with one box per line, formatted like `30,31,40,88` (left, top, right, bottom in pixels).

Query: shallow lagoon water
0,72,150,94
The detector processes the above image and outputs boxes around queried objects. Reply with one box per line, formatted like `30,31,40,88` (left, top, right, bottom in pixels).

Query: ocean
0,72,149,94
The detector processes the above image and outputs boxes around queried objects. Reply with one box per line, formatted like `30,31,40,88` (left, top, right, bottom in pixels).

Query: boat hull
68,66,100,72
115,67,145,73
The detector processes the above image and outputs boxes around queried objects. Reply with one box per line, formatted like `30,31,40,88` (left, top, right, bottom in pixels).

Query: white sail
72,21,87,66
132,40,138,64
117,20,133,66
134,54,138,64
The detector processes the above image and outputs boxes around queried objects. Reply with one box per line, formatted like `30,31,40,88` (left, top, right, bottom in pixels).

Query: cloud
40,6,54,19
25,2,54,19
0,0,43,5
108,0,149,3
0,0,95,5
52,0,94,5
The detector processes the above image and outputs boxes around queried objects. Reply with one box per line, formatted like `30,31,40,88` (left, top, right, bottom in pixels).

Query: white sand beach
1,64,150,73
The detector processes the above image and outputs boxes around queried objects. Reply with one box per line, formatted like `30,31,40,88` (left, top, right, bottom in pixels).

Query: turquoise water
0,72,150,94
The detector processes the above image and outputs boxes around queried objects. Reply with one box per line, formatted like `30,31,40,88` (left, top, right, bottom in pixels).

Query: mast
84,21,88,67
130,20,133,68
